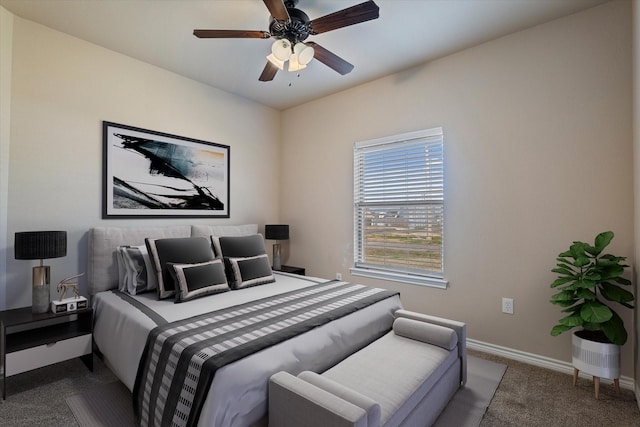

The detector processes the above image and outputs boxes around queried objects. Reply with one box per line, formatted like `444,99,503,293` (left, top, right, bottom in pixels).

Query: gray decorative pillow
211,234,267,258
116,245,157,295
169,259,230,303
145,237,216,299
226,254,275,289
116,246,129,292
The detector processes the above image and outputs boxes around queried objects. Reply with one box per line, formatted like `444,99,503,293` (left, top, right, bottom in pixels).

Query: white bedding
92,272,402,427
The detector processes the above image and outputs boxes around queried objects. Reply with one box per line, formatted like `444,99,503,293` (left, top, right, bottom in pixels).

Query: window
351,127,446,288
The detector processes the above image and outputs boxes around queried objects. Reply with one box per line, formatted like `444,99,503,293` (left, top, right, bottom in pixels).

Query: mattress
93,271,402,427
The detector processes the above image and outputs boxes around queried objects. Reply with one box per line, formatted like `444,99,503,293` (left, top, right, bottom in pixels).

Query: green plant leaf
585,246,598,256
580,302,612,323
569,242,588,259
575,288,595,300
583,273,601,282
551,277,574,288
582,322,601,331
600,253,626,263
600,283,635,304
600,311,627,345
600,265,624,281
566,279,595,291
559,314,583,327
573,256,590,268
551,324,573,336
613,276,632,286
551,267,574,276
553,300,577,308
550,291,575,302
593,231,614,255
556,258,575,267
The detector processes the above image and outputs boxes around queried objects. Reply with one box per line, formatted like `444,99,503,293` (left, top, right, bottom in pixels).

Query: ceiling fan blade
263,0,290,21
193,29,271,39
310,0,379,34
305,42,354,75
259,61,280,82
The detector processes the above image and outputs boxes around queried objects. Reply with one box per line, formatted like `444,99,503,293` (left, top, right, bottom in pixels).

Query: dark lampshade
15,231,67,260
265,225,289,241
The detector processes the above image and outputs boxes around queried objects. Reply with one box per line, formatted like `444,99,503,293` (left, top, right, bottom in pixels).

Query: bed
88,225,402,427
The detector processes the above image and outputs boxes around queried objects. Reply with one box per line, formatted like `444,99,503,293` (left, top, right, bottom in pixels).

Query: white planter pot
571,331,620,380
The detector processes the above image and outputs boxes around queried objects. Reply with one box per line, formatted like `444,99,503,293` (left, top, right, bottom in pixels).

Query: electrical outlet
336,273,342,280
502,297,514,314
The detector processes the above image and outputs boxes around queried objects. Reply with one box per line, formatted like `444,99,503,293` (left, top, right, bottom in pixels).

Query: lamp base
273,243,282,270
32,284,50,314
32,266,50,314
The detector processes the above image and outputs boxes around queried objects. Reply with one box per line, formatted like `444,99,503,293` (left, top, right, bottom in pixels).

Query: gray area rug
433,355,506,427
66,380,135,427
65,355,504,427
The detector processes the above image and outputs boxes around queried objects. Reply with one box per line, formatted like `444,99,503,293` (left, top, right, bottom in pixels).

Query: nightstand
274,265,306,275
0,306,93,399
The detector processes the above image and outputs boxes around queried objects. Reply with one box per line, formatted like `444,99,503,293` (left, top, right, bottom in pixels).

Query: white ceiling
1,0,608,110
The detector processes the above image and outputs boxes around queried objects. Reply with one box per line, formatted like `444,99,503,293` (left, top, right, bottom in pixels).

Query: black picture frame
102,121,230,218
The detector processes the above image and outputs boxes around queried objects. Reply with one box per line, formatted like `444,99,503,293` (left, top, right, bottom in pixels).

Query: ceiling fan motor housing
269,7,311,44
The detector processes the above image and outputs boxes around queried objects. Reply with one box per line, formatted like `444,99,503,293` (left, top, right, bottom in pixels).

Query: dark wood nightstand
0,306,93,399
274,265,306,275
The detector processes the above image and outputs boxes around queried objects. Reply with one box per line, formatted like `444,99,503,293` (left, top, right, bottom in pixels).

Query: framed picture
103,121,230,218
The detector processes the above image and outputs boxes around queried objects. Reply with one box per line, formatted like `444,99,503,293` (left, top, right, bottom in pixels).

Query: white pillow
116,246,129,292
117,245,157,295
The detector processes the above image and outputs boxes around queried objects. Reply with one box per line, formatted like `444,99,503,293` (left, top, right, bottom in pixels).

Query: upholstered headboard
87,224,258,296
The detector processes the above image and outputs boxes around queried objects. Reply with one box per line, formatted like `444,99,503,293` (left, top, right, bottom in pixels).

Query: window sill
350,268,448,289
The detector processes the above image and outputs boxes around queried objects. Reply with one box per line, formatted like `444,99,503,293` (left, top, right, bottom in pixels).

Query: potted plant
549,231,634,397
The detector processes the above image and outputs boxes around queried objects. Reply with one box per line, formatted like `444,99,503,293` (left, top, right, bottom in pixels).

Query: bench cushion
323,331,457,426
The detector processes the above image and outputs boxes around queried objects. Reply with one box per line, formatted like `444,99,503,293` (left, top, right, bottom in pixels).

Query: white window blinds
353,128,444,285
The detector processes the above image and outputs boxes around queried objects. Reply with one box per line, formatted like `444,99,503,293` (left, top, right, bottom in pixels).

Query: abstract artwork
103,121,230,218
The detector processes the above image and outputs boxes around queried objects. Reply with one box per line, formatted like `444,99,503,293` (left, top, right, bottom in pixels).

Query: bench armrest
269,371,369,427
394,309,467,385
298,371,381,427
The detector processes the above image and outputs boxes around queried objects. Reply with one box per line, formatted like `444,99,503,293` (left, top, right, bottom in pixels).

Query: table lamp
265,225,289,270
15,231,67,313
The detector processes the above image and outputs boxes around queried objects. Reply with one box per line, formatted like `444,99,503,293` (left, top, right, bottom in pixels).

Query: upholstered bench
269,310,466,427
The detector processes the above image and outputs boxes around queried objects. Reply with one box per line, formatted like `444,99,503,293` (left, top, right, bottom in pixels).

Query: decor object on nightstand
549,231,634,399
52,272,88,314
265,224,289,270
14,231,67,314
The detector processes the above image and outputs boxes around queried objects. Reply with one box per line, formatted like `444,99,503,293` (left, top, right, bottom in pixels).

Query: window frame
351,127,447,289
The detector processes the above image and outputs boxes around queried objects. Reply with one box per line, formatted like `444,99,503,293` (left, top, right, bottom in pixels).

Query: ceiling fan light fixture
294,42,314,65
266,53,285,70
271,39,292,61
288,53,306,72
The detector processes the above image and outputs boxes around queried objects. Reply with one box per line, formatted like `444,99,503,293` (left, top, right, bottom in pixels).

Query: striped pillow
169,259,230,302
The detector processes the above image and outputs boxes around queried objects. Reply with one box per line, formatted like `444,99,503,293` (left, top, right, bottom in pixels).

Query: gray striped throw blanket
133,280,398,427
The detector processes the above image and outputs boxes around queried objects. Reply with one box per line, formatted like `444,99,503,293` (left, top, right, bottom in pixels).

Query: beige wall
0,7,14,310
633,0,640,404
282,1,634,375
3,16,281,308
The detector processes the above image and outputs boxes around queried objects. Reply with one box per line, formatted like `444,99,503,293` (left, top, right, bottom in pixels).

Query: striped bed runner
133,280,398,427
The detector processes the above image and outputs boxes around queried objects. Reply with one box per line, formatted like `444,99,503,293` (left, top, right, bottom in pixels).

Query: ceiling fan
193,0,380,82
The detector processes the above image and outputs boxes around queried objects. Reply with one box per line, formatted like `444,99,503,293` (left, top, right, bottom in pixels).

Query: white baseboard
467,338,635,391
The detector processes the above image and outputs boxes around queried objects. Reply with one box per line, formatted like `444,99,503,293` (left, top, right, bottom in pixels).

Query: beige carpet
475,350,640,427
65,356,504,427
